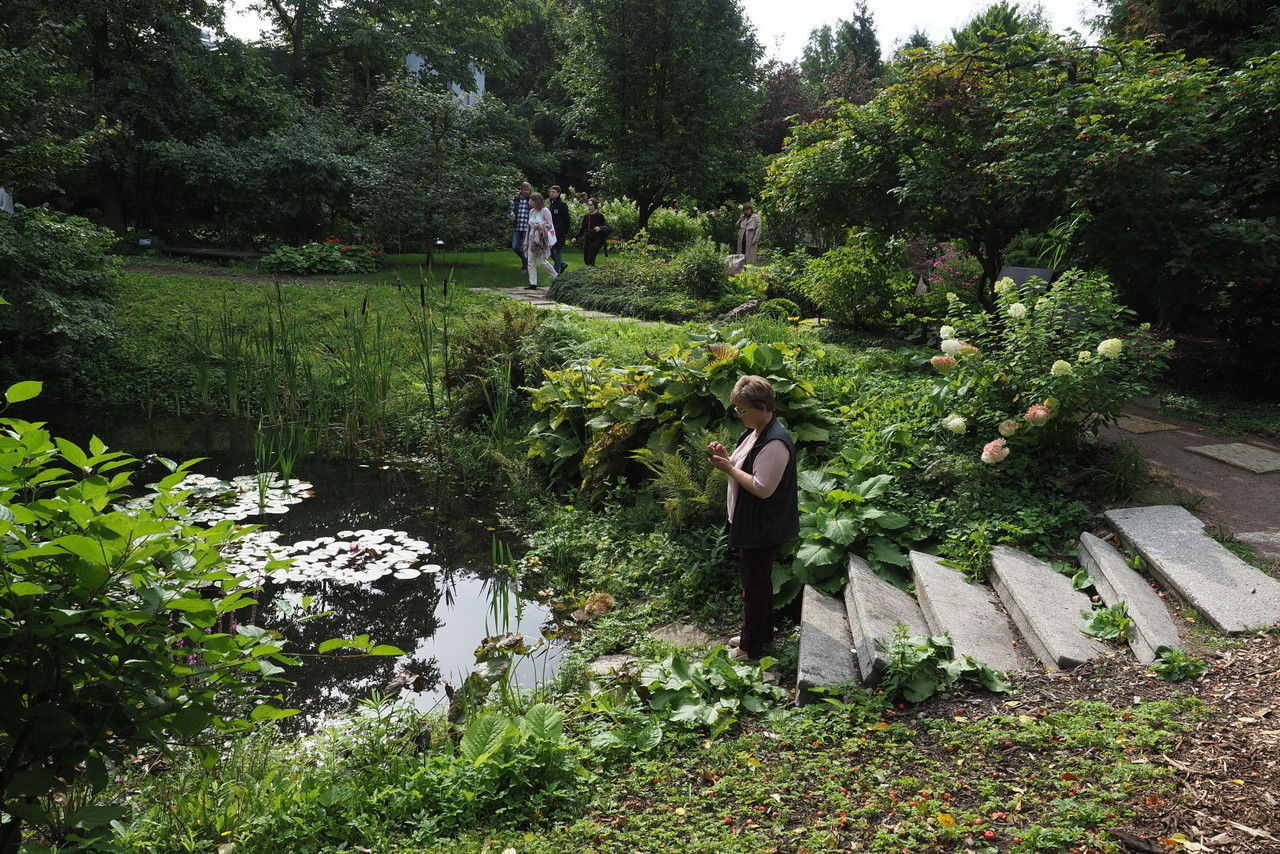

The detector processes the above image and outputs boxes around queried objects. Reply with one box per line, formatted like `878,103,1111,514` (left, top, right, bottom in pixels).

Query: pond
18,401,559,722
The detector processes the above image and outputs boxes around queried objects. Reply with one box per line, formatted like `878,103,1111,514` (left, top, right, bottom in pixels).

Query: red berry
983,830,997,840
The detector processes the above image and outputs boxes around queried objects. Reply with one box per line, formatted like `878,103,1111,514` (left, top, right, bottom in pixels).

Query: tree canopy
560,0,762,227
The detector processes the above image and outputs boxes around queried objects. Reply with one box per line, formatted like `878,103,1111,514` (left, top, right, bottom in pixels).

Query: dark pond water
13,400,558,721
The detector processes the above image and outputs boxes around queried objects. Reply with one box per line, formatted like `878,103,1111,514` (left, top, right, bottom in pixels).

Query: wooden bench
158,246,265,266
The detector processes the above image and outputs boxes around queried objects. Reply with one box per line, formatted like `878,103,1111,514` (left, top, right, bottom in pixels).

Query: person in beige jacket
735,204,761,265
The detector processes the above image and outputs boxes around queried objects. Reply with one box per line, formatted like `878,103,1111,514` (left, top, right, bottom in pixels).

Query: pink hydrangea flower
1025,404,1051,425
930,355,957,373
998,419,1020,437
981,438,1010,464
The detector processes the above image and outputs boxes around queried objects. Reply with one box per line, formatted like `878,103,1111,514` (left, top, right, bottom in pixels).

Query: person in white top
707,375,798,661
523,192,558,290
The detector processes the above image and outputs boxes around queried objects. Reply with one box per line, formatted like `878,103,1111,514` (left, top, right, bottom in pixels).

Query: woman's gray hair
731,375,775,412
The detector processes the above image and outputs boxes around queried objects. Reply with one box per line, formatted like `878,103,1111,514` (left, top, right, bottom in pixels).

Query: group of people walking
508,182,612,289
508,180,764,288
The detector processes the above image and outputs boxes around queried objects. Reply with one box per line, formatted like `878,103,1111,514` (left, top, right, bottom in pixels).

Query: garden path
1103,405,1280,563
480,286,631,321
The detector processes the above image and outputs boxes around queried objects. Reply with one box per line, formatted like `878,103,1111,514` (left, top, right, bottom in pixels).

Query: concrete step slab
796,585,858,704
990,546,1107,670
1078,532,1182,664
910,551,1023,672
844,556,931,684
1104,505,1280,633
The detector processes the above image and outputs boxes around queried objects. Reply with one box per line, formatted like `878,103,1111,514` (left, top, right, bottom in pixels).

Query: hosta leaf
460,712,512,764
521,703,564,741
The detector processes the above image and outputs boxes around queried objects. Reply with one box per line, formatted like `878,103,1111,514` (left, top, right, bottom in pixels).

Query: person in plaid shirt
508,182,532,270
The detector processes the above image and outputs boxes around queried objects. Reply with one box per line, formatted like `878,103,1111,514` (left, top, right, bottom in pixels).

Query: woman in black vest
708,375,800,661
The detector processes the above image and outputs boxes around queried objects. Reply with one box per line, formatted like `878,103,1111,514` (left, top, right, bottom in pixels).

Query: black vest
728,416,800,549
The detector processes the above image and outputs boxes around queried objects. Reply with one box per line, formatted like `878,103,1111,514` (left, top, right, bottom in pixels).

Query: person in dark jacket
574,197,610,266
707,375,800,661
547,185,572,274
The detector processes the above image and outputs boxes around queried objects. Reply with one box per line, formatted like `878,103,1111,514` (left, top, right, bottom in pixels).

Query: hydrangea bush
926,270,1171,464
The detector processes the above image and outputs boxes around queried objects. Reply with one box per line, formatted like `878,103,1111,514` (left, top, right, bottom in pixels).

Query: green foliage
783,458,914,602
759,297,801,321
799,238,914,330
525,328,834,488
644,207,709,249
561,0,762,225
0,405,302,850
639,648,788,737
0,207,119,387
259,239,383,275
878,626,1013,703
674,238,729,299
1151,647,1210,682
1082,602,1136,642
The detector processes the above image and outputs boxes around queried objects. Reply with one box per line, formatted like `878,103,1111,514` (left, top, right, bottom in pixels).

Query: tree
355,78,522,257
800,2,885,97
1091,0,1280,63
561,0,762,228
756,61,819,155
951,2,1050,52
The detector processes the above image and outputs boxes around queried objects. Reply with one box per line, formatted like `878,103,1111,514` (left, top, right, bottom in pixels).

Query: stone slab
649,622,716,647
796,585,858,704
1185,443,1280,474
990,546,1107,670
1104,505,1280,633
1116,415,1177,434
588,654,638,676
1078,532,1182,664
910,551,1023,672
844,556,931,684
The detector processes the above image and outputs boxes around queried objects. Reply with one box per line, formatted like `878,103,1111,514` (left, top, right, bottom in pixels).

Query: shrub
760,297,801,321
0,402,307,851
800,238,912,330
0,207,119,387
598,198,640,241
674,238,728,298
644,207,707,249
927,269,1172,464
259,237,384,275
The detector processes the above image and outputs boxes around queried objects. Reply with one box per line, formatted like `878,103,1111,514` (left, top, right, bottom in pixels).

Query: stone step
1078,532,1182,664
910,551,1023,672
1104,505,1280,634
990,546,1107,670
796,585,858,704
844,556,931,684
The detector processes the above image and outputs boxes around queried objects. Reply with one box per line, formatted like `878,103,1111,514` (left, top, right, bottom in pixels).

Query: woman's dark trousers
583,236,603,265
738,545,777,658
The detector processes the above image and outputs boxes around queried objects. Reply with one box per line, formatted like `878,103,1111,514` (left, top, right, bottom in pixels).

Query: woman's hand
708,453,734,474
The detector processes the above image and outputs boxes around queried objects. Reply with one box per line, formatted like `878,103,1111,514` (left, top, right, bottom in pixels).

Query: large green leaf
460,712,513,764
5,381,43,404
520,703,564,741
823,516,862,546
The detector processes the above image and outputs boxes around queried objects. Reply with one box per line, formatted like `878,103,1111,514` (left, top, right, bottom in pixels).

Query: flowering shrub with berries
260,236,385,275
926,270,1171,465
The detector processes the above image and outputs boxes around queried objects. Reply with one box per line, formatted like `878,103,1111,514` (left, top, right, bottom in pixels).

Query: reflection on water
18,401,560,720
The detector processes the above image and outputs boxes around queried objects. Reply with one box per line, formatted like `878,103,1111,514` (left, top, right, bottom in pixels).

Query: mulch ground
921,631,1280,852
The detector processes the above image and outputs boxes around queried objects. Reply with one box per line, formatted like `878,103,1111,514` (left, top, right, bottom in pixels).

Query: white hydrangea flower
1008,302,1027,319
939,325,957,340
940,338,964,356
942,414,968,434
1097,338,1123,359
1077,350,1092,363
1051,359,1073,377
994,277,1016,294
